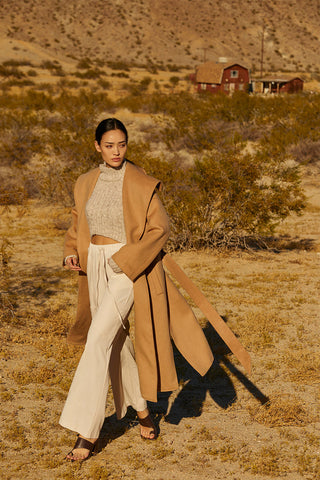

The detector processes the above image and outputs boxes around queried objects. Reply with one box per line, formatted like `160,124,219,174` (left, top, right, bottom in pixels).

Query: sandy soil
0,172,319,480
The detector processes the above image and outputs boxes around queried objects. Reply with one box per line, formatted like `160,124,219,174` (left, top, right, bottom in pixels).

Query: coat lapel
77,167,100,272
122,161,161,242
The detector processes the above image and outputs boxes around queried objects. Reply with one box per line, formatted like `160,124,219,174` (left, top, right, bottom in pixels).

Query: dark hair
95,118,128,145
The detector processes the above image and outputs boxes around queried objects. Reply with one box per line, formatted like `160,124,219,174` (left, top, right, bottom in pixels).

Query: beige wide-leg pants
59,242,147,438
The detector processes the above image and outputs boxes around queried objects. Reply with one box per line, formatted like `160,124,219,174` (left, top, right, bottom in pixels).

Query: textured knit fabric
108,256,123,273
85,161,126,243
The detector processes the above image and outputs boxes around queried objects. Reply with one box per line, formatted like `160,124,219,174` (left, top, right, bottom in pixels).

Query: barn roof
195,61,248,84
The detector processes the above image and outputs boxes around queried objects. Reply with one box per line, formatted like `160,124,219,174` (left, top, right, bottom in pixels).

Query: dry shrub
296,449,320,476
205,441,239,463
129,135,305,250
241,445,283,476
27,158,77,206
3,59,33,67
1,87,318,250
192,144,306,244
0,235,16,323
192,425,213,441
35,307,72,337
290,139,320,166
36,337,82,368
51,209,73,231
3,416,29,449
0,174,28,205
0,64,26,79
248,393,311,427
0,125,43,167
8,364,59,386
151,445,175,460
86,464,123,479
107,60,131,71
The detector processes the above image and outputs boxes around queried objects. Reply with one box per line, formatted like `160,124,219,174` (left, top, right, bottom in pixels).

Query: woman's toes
140,425,155,439
67,447,90,461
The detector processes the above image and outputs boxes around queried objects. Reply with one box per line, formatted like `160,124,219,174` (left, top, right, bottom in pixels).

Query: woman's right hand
64,256,82,271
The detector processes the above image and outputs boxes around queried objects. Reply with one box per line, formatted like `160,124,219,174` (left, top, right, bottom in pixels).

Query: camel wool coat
64,160,214,402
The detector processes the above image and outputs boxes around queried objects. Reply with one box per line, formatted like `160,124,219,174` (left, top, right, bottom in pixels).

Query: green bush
192,144,305,246
129,138,305,250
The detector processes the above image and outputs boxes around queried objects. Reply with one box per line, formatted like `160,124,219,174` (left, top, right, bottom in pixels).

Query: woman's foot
66,435,98,462
137,409,157,440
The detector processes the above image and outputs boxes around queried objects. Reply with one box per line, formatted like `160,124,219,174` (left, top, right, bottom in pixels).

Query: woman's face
95,129,127,168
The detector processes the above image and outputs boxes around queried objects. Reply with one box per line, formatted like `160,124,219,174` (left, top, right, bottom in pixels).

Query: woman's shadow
150,319,269,425
98,318,269,447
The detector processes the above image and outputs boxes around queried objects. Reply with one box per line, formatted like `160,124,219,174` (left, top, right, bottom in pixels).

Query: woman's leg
107,270,156,439
60,278,132,435
60,245,134,434
106,261,156,438
109,327,156,440
60,244,153,460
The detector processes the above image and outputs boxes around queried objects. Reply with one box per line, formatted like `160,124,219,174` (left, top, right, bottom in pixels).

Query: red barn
194,61,250,94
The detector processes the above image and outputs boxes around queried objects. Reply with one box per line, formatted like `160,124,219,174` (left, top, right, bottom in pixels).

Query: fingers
65,257,81,271
69,264,82,271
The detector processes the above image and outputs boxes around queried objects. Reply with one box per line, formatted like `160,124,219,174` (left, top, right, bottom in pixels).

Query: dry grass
248,394,311,427
283,350,320,385
0,172,319,479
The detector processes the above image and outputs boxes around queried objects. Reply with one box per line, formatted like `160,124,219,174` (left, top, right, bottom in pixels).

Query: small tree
129,137,306,250
192,142,305,247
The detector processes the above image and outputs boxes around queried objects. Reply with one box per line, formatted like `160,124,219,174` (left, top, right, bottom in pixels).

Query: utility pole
198,47,208,63
260,21,265,77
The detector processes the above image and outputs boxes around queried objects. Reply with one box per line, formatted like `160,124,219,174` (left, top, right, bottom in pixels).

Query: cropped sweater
85,161,127,272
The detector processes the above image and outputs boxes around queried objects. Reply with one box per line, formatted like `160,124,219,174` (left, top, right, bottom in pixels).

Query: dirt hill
0,0,319,73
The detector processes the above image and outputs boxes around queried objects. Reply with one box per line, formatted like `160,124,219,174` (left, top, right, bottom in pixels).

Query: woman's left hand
64,256,82,271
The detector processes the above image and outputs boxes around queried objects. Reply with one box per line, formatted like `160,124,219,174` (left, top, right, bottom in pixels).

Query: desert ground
0,163,319,480
1,1,320,478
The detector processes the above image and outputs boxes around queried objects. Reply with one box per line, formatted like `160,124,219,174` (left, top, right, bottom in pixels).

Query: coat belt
162,254,252,375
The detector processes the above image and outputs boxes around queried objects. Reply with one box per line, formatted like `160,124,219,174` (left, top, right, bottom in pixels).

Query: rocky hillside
0,0,319,73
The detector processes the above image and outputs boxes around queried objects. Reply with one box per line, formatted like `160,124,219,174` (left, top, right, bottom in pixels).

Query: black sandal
66,436,97,462
138,414,158,440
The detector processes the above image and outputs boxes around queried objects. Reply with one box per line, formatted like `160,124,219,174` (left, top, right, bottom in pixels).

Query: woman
60,117,214,462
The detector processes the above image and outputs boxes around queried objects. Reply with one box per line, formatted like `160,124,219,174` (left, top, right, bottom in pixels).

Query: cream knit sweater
85,161,127,273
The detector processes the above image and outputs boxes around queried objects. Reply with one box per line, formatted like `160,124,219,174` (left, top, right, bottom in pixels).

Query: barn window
211,84,217,87
201,83,207,90
230,70,239,78
239,84,244,91
224,84,230,91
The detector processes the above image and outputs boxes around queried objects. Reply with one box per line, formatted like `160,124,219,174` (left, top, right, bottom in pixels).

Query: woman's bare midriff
91,235,120,245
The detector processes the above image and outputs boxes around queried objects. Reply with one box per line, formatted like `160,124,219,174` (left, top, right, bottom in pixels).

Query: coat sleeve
111,192,170,281
63,181,80,260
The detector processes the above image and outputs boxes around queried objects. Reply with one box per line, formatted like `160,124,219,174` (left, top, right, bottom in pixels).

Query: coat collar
123,161,161,241
81,161,161,241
